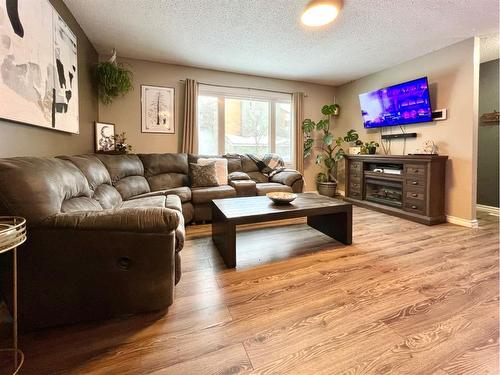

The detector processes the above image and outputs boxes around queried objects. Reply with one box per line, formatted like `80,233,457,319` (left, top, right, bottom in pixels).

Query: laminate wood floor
5,207,500,374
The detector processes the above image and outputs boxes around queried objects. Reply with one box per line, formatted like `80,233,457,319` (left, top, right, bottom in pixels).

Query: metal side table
0,217,26,374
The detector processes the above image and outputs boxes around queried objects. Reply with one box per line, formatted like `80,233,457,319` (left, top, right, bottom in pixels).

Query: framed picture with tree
141,85,175,134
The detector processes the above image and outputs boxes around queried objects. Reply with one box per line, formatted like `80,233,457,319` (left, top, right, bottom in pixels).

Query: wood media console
344,154,448,225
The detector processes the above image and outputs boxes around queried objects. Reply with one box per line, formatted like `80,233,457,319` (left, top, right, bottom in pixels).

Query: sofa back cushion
96,154,150,200
59,154,122,208
58,155,111,190
139,153,189,191
0,157,92,225
223,154,243,173
240,154,260,172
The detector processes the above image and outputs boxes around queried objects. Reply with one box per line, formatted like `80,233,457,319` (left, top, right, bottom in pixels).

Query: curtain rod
179,80,307,97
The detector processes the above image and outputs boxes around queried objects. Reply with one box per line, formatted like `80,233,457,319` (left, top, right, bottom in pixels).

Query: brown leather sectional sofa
0,152,303,329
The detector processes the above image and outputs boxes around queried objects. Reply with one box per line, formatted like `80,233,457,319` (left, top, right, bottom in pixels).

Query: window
197,85,293,164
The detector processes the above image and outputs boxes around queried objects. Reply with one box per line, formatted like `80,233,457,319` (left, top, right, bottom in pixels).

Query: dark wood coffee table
211,193,352,268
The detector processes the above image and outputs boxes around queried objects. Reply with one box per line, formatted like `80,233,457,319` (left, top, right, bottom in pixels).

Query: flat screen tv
359,77,432,128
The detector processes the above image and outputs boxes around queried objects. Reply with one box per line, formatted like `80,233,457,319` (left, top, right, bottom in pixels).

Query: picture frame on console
95,122,116,152
141,85,175,134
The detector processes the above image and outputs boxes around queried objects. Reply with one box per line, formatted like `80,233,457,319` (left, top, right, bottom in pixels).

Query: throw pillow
198,157,228,185
228,171,251,181
189,162,219,188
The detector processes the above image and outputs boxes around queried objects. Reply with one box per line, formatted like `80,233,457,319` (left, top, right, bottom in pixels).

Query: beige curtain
181,79,199,153
293,92,305,174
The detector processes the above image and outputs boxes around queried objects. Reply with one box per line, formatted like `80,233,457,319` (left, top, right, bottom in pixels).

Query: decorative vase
317,181,337,197
368,147,376,154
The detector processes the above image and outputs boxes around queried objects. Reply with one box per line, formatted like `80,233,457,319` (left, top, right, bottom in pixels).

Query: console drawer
350,161,362,172
349,181,362,191
406,191,424,200
405,178,426,188
405,164,426,176
404,199,426,214
349,171,362,181
348,189,362,199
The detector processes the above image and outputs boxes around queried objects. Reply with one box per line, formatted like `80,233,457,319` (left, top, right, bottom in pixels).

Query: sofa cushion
165,194,182,212
0,157,91,225
58,155,112,191
96,154,150,200
190,163,219,188
229,171,250,181
128,186,192,203
93,184,123,209
139,153,188,175
255,183,293,196
198,158,228,185
230,180,256,197
121,196,166,209
114,176,151,200
61,197,103,213
96,154,144,183
240,154,259,172
191,185,236,204
223,154,243,173
139,153,189,191
247,171,269,183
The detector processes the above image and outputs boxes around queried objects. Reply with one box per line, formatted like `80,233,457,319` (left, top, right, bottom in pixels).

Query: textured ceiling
63,0,499,85
480,33,500,63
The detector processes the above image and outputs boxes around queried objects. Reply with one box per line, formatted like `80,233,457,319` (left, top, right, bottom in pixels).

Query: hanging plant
95,49,133,104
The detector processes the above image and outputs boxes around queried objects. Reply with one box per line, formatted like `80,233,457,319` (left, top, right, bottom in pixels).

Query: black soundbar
381,133,417,140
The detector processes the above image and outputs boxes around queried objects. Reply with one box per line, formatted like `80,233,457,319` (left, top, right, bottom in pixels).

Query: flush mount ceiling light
301,0,343,27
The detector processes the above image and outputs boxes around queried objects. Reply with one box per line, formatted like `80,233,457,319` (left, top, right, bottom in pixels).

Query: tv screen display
359,77,432,128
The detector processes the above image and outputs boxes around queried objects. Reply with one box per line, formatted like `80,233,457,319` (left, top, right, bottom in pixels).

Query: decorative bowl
266,192,297,205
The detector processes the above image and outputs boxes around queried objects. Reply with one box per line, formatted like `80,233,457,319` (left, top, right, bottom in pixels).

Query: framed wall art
141,85,175,134
0,0,79,133
95,122,115,152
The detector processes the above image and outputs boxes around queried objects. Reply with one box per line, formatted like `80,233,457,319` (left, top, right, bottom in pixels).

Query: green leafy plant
95,58,133,105
361,141,379,154
302,104,359,183
113,132,133,153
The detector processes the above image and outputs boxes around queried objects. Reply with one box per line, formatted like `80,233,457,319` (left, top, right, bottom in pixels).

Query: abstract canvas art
141,85,175,134
0,0,79,133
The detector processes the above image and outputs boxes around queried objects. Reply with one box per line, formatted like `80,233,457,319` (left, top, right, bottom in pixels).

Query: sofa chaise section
0,156,183,330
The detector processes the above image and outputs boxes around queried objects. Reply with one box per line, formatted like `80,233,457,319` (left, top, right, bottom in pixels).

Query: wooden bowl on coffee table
266,192,297,205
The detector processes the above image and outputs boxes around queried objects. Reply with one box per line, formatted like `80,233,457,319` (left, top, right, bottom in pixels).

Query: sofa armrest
41,207,179,233
270,169,303,186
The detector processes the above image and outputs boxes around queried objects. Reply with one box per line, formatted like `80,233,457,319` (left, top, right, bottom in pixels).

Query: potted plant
95,49,133,104
303,104,359,197
361,141,379,154
113,132,133,154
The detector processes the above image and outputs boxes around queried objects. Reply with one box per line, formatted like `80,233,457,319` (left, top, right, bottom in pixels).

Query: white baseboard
446,215,479,228
477,204,500,215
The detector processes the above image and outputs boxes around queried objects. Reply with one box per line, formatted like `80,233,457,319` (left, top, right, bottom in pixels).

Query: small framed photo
95,122,116,152
141,85,175,134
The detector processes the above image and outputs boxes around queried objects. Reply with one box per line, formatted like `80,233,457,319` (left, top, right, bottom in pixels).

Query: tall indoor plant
303,104,359,197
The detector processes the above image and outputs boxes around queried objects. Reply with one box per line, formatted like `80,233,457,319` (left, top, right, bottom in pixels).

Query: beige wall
335,38,480,222
98,57,336,188
0,0,98,158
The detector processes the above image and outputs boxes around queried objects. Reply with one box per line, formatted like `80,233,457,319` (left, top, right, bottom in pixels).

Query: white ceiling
64,0,499,86
480,33,500,63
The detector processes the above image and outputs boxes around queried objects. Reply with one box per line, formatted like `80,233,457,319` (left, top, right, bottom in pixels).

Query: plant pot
317,181,337,197
368,147,376,154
